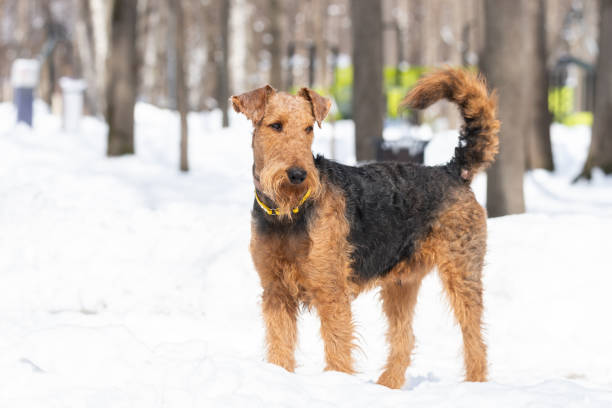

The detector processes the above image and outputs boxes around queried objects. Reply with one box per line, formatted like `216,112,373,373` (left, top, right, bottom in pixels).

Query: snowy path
1,103,611,407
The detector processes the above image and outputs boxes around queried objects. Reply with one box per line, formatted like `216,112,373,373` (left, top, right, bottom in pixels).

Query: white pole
59,77,87,133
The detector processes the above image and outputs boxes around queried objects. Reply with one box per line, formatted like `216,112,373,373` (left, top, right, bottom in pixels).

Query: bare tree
579,0,612,178
284,0,299,91
75,0,100,115
166,0,177,109
106,0,138,156
202,1,217,109
267,0,282,89
481,0,527,217
525,0,554,171
40,0,56,107
407,0,424,66
217,0,230,127
168,0,188,171
351,0,383,161
313,0,329,89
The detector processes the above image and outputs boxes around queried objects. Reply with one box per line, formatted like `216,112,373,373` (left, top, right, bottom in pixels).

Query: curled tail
404,68,500,182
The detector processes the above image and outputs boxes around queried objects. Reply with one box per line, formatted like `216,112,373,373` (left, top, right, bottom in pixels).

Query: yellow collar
254,188,312,216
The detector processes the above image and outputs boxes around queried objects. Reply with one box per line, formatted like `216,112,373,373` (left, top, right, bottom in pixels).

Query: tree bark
75,0,100,116
41,0,55,107
313,0,328,89
106,0,137,156
166,0,177,110
268,0,283,90
351,0,384,162
481,0,527,217
525,0,554,171
407,0,424,66
579,0,612,178
217,0,231,127
202,2,217,110
168,0,189,171
283,2,298,91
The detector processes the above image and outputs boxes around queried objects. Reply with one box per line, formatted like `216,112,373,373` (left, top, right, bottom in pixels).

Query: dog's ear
298,88,331,128
231,85,276,125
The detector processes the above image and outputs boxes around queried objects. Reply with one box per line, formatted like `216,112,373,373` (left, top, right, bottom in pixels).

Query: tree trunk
481,0,527,217
284,1,299,91
407,0,424,66
16,0,32,58
217,0,230,127
106,0,137,156
91,0,109,114
313,0,328,89
407,0,424,125
168,0,189,171
41,0,55,107
202,3,217,110
525,0,554,171
166,0,177,110
268,0,282,90
579,0,612,178
229,0,249,96
75,0,100,116
351,0,383,162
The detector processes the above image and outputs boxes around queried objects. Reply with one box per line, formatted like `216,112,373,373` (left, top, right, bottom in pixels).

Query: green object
328,65,429,120
548,86,593,126
562,111,593,126
386,87,404,118
549,86,574,123
302,65,594,125
330,66,354,119
320,64,592,124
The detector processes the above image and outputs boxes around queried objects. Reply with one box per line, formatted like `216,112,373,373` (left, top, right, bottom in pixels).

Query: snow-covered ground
1,101,611,407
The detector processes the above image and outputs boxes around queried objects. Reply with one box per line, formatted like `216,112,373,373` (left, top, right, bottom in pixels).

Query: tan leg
312,288,356,374
438,257,488,382
262,282,299,372
377,271,425,389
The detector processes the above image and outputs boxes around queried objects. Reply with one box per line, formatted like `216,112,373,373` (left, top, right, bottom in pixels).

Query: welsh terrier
231,68,500,389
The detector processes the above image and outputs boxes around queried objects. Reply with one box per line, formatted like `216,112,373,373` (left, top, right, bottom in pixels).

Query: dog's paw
376,370,405,389
324,362,356,375
268,356,296,373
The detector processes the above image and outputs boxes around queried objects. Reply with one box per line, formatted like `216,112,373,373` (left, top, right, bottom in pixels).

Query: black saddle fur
252,155,467,282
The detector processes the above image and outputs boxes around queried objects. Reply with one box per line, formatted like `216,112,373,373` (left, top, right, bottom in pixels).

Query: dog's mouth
267,175,309,209
257,167,319,217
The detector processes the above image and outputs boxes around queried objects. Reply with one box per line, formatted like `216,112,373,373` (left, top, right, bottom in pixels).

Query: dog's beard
260,163,320,219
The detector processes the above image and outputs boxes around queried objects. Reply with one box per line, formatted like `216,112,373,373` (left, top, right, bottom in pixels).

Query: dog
231,68,500,389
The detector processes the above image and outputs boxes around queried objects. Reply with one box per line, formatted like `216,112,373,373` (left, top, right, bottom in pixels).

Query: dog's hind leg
376,265,427,389
438,258,487,381
435,212,488,382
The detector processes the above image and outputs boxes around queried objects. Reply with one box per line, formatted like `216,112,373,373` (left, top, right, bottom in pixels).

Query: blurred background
2,2,612,405
1,0,611,218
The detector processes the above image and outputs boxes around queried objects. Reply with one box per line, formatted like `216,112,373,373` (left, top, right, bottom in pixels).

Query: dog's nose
287,167,307,185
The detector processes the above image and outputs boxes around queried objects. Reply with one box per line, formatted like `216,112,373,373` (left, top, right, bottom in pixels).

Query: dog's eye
268,122,283,132
305,126,313,133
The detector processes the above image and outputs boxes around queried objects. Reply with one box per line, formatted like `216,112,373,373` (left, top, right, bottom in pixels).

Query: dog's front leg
312,286,356,374
262,281,299,372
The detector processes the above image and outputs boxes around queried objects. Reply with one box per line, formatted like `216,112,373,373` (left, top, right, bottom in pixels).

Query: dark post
308,43,316,88
286,42,295,91
351,0,384,162
11,59,40,127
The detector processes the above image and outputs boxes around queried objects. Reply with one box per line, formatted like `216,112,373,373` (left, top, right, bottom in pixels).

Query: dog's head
232,85,331,216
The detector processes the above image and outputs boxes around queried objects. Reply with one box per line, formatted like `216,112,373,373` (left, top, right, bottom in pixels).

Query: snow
1,101,611,407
